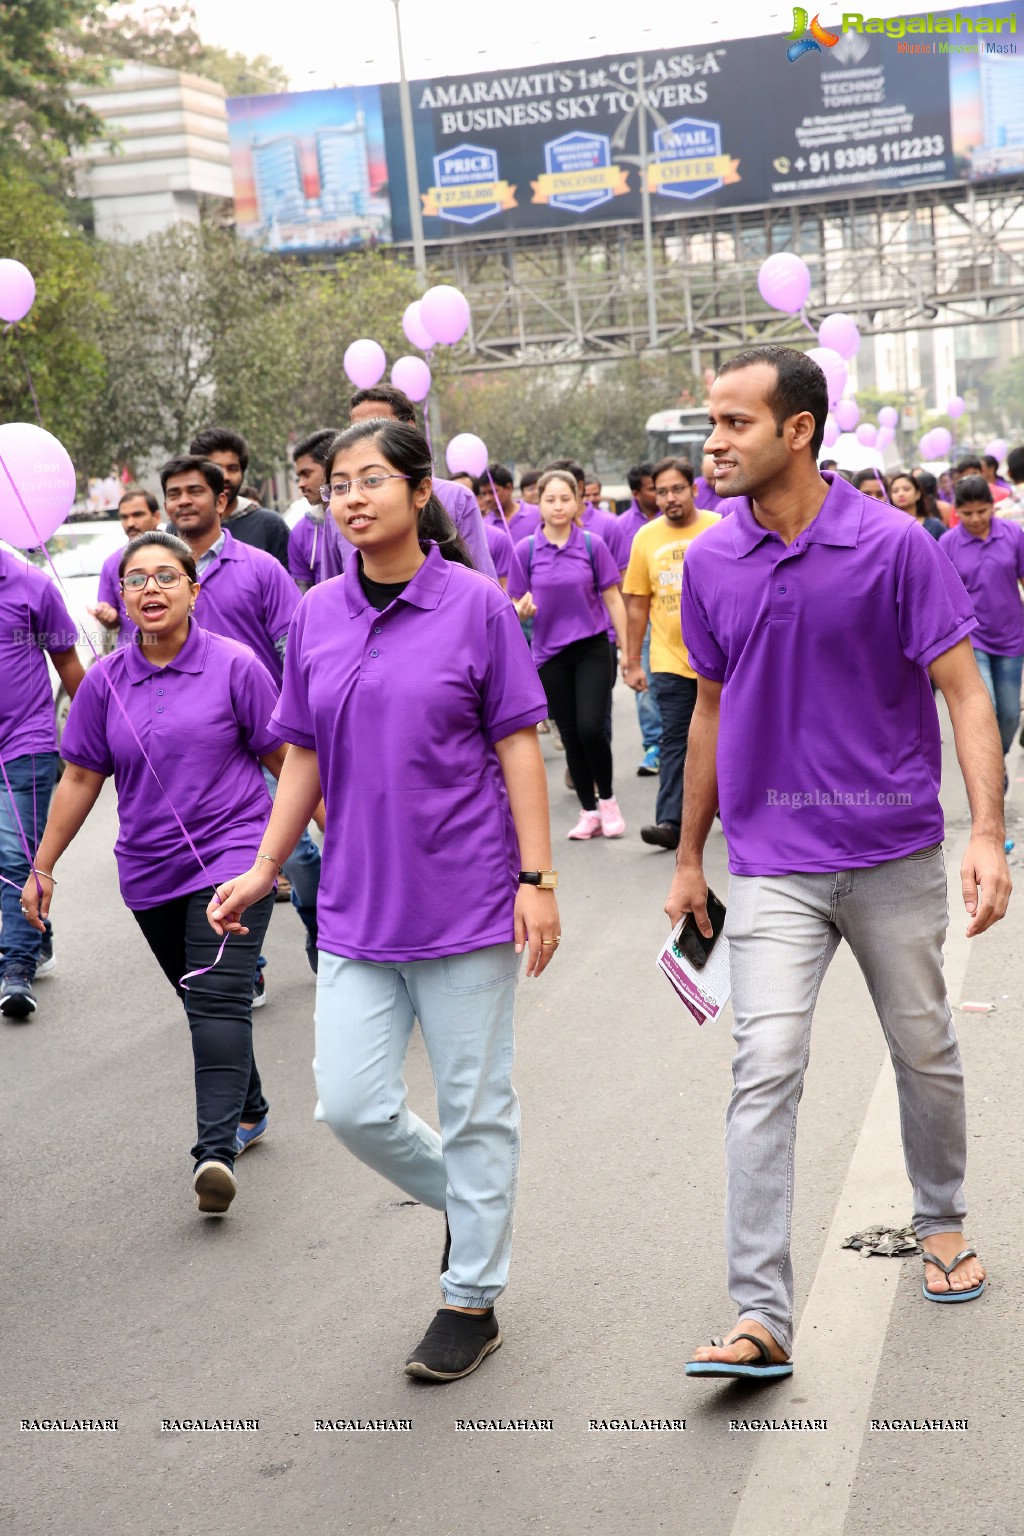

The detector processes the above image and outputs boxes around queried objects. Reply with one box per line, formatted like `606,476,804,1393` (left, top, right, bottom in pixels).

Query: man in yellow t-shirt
623,458,720,849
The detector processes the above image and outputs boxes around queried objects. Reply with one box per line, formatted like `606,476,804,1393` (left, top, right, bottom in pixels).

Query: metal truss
413,176,1024,373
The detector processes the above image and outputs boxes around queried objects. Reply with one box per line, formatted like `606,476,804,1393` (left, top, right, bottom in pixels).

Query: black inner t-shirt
359,567,411,611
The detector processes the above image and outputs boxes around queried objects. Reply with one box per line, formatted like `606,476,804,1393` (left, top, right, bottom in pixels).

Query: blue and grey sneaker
234,1115,268,1156
637,745,660,777
0,973,37,1019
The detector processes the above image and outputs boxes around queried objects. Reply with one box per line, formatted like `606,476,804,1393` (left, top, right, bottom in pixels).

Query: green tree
92,3,290,94
990,357,1024,439
0,0,111,185
0,169,107,468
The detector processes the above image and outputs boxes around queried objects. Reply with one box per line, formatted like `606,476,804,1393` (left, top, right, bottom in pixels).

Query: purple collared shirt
271,542,546,963
694,476,727,512
288,513,323,589
507,524,620,668
607,499,654,571
60,624,283,908
192,528,300,683
939,520,1024,656
320,477,497,582
485,520,513,582
0,551,79,766
581,503,621,641
491,503,542,544
97,547,135,646
681,473,977,875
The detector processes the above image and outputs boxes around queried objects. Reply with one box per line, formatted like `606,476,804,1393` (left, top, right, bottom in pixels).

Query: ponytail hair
327,419,474,568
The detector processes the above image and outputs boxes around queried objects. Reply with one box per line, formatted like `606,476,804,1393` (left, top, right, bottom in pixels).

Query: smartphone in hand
675,887,727,972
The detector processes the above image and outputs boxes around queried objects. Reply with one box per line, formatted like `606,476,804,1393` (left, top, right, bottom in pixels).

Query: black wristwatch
518,870,559,890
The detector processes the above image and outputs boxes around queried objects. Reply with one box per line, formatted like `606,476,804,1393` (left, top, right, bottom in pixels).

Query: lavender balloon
390,355,432,403
402,301,435,352
807,347,847,407
757,253,811,315
0,422,75,547
445,432,488,479
985,438,1008,464
856,423,877,447
919,432,938,460
420,285,471,346
817,312,860,360
929,427,952,458
877,406,899,429
0,259,36,324
876,425,896,449
835,399,860,433
822,415,840,448
946,396,966,420
343,338,387,389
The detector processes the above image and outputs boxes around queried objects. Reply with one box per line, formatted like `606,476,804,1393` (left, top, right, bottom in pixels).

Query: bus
644,408,710,469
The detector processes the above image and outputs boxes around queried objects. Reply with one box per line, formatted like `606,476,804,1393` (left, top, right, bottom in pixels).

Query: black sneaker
405,1308,501,1382
640,822,680,850
0,973,37,1020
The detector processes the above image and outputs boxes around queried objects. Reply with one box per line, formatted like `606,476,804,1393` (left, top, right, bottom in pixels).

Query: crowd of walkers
1,351,1018,1383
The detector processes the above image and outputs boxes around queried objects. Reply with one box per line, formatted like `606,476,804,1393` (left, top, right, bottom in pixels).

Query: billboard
228,86,390,251
226,6,1024,250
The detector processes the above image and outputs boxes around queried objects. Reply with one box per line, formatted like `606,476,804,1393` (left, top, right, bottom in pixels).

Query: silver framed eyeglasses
320,473,410,503
121,569,188,591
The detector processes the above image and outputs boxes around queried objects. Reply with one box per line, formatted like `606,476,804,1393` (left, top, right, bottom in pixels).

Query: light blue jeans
723,846,966,1356
636,624,662,751
972,649,1024,756
313,944,521,1308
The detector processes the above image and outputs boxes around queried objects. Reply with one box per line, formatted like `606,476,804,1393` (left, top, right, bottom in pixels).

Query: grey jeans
723,845,966,1356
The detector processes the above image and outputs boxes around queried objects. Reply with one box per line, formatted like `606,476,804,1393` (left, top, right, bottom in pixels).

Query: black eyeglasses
320,473,409,502
121,569,188,591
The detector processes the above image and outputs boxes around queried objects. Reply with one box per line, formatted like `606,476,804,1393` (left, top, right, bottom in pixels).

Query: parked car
3,522,125,756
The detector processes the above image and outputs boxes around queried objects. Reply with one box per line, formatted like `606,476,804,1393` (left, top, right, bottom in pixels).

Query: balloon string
798,309,817,338
423,393,434,469
488,471,515,545
0,447,229,988
3,324,43,427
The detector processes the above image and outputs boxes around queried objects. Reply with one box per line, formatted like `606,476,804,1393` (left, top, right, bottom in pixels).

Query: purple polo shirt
493,503,542,544
607,500,653,570
271,542,546,963
288,513,322,588
320,477,497,581
60,624,283,909
0,550,79,766
192,528,300,683
939,520,1024,656
582,502,621,641
694,476,727,512
97,546,136,646
507,524,620,668
485,520,513,582
681,473,977,875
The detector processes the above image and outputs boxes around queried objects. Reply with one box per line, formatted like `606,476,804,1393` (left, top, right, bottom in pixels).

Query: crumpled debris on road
842,1224,922,1257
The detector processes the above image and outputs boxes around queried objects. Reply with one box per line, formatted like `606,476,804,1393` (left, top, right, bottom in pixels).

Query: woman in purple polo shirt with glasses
508,469,628,840
22,531,286,1218
207,419,559,1384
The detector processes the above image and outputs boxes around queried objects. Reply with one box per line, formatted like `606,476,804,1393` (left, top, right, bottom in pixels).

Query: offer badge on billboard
422,143,517,225
647,118,741,201
531,132,630,213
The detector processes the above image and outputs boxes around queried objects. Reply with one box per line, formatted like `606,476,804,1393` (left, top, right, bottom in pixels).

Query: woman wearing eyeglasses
21,531,286,1217
206,419,559,1383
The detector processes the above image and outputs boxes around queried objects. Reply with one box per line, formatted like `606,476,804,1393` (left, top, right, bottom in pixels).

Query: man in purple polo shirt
319,387,496,581
0,549,85,1017
189,427,291,571
160,455,321,974
90,486,162,647
668,346,1008,1381
479,462,540,544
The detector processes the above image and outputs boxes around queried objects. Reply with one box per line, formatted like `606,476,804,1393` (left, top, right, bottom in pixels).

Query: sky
147,0,921,92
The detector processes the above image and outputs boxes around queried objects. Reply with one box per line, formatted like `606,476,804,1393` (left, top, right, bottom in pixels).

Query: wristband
256,853,283,873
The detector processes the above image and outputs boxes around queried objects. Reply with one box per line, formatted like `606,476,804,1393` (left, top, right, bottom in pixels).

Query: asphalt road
4,686,1022,1536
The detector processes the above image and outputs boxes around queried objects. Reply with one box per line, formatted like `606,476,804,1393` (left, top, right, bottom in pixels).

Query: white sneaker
598,797,625,838
567,809,603,840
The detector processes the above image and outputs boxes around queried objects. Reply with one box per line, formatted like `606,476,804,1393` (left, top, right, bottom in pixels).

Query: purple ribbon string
0,449,230,990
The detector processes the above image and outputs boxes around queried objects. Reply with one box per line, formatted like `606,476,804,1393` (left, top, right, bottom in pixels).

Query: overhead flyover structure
419,175,1024,377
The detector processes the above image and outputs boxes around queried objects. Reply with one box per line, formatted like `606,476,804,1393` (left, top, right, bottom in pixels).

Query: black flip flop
685,1331,793,1379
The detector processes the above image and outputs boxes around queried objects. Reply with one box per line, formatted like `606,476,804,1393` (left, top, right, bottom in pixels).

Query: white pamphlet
657,915,732,1025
